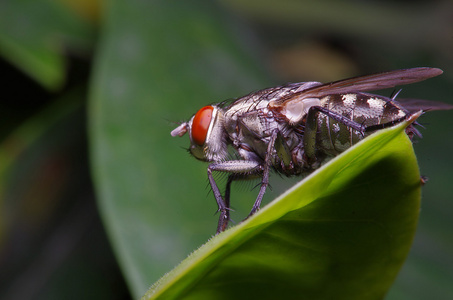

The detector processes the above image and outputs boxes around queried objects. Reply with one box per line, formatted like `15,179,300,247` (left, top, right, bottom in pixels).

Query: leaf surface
88,1,270,297
144,121,421,300
0,0,95,90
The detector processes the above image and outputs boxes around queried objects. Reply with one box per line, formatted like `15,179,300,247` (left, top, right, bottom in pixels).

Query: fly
171,67,451,234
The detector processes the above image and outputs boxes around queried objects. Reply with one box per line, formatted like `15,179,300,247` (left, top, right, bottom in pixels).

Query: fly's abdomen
316,93,409,156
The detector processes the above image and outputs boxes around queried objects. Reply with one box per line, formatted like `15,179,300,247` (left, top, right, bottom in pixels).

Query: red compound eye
191,106,214,145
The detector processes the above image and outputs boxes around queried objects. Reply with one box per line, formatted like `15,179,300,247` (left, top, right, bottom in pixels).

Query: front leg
208,160,262,234
209,131,279,233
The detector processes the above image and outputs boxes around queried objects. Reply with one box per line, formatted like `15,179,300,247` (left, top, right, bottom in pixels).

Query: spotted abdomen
316,93,409,156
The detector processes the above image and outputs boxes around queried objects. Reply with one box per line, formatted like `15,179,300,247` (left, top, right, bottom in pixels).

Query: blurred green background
0,0,452,299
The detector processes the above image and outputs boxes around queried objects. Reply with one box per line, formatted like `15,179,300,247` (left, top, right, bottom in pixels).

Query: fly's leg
303,106,351,163
303,105,408,162
361,116,407,132
303,107,320,163
208,130,282,233
247,130,279,217
208,160,262,234
206,166,229,234
274,131,292,167
217,175,233,233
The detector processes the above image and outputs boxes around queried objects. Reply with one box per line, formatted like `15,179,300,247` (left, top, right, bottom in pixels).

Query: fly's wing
394,98,453,113
270,67,443,107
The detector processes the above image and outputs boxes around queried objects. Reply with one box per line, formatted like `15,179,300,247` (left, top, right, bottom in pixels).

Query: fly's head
171,105,228,162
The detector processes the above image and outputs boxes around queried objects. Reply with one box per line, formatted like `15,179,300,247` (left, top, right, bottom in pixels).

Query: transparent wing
271,67,443,107
394,98,453,113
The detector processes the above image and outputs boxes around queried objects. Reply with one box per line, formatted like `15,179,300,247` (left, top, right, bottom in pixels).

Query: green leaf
89,1,423,298
88,0,270,298
144,120,421,300
0,0,95,90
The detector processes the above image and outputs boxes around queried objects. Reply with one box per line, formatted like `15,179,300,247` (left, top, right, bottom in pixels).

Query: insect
171,67,451,234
